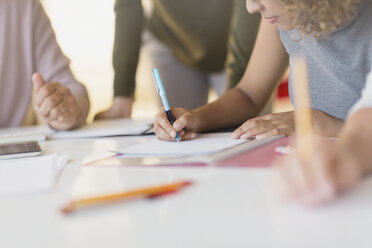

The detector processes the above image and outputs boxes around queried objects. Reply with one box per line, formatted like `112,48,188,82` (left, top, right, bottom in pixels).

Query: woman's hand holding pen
154,107,199,141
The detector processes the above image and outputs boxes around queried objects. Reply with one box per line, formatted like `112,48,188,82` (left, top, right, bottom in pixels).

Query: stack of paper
0,154,69,196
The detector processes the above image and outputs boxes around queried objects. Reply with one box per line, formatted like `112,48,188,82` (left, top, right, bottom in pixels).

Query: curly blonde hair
280,0,361,38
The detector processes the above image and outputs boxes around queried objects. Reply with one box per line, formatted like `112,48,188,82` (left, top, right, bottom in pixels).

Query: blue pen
152,68,180,142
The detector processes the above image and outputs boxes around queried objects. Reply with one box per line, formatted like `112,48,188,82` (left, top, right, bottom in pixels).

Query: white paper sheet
115,137,247,157
48,118,153,139
0,153,69,196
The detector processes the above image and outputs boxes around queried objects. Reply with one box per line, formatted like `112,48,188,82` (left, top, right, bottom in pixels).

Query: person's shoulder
336,0,372,40
355,0,372,28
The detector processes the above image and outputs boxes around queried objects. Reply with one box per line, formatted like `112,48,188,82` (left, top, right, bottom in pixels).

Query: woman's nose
246,0,262,14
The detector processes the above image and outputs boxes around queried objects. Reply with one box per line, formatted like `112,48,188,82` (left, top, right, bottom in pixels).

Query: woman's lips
265,16,278,24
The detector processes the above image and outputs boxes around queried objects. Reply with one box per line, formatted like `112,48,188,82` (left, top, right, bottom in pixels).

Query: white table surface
1,127,372,248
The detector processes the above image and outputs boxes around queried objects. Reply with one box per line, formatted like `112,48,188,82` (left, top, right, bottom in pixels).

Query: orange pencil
61,180,192,214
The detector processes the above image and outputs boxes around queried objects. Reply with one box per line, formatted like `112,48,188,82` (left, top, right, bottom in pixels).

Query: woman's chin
277,23,295,31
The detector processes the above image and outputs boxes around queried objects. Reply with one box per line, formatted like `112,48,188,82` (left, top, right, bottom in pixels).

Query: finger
292,149,337,207
37,90,64,117
154,122,176,141
287,157,314,200
255,129,282,140
311,151,338,204
55,106,80,126
180,132,197,141
34,82,59,107
48,98,69,121
32,72,46,93
48,119,74,131
296,168,323,207
56,109,76,123
173,111,193,132
231,119,267,139
48,108,77,131
155,112,177,138
56,96,81,122
240,126,274,140
277,153,317,205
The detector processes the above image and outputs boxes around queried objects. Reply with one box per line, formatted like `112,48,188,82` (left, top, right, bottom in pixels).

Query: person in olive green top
96,0,260,119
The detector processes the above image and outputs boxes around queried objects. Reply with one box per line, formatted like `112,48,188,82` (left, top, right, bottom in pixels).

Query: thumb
32,72,46,93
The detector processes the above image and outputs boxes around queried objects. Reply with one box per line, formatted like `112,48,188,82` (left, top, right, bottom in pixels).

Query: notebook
86,135,284,167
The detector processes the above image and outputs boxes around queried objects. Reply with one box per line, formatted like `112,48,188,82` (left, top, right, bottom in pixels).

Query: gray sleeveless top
279,0,372,120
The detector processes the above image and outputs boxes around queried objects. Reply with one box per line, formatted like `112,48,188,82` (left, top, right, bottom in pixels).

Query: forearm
226,0,260,89
226,0,261,89
339,108,372,175
31,2,89,128
193,87,259,132
191,21,288,133
113,0,143,97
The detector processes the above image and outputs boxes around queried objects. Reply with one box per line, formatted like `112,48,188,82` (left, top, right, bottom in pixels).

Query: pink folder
216,136,292,168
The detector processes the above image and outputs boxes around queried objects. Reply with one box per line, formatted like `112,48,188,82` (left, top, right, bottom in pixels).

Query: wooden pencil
292,56,314,161
61,180,192,214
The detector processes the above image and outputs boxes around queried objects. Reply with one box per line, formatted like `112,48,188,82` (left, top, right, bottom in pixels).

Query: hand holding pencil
271,57,363,207
272,138,363,207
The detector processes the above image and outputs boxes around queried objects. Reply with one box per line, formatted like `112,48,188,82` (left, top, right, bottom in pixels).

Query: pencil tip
61,203,74,214
182,181,193,187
